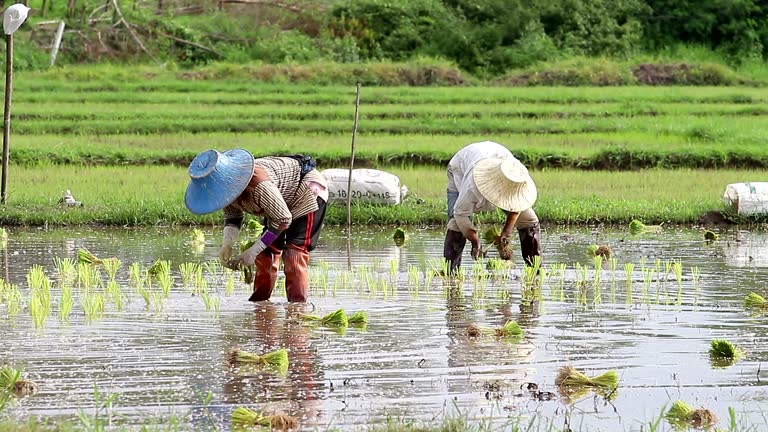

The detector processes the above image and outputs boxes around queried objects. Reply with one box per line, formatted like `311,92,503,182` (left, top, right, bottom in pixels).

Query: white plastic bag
723,182,768,216
321,168,407,205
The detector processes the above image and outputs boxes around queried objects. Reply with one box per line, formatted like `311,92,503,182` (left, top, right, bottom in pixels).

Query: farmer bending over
444,141,541,274
185,149,328,303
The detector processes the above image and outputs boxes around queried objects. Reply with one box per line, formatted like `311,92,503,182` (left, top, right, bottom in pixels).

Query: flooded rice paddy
1,225,768,431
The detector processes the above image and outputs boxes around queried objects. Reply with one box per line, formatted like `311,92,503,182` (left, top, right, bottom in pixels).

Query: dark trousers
249,197,327,303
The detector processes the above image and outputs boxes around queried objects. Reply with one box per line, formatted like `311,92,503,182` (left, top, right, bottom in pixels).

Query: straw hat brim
472,158,537,212
185,148,255,215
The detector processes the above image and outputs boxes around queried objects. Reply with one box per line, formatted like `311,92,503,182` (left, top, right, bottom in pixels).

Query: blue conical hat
185,149,254,215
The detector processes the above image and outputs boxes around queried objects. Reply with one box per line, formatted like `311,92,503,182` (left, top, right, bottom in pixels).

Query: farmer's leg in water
249,246,282,302
516,208,542,267
443,174,467,273
283,197,327,302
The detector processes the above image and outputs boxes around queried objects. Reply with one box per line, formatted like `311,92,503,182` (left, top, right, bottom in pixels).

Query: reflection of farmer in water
184,149,328,303
443,141,542,274
221,304,325,427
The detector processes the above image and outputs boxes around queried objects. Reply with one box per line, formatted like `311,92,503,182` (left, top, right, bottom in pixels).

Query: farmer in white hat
185,149,328,303
444,141,541,273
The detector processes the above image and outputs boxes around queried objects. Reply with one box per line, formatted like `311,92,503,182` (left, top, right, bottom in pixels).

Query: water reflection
1,226,768,430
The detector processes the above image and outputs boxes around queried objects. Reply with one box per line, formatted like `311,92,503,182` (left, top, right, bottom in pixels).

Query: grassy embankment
1,67,765,227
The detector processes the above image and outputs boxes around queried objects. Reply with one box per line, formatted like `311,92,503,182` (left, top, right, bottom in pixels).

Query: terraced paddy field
2,70,766,226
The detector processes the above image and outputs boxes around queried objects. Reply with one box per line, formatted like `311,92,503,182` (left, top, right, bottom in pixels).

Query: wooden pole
49,21,66,67
2,34,13,205
346,82,361,227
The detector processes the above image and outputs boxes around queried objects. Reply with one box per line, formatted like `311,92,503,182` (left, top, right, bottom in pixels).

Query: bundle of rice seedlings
238,240,256,283
555,366,619,392
588,244,612,258
300,309,349,327
495,320,523,338
246,218,264,235
629,219,663,236
190,229,206,246
703,229,719,242
0,366,21,390
348,310,368,326
496,237,514,260
232,407,298,431
78,248,102,265
12,380,37,397
486,258,512,271
709,339,743,360
665,400,718,429
745,292,767,309
147,260,171,277
227,348,289,375
465,321,524,340
392,228,407,246
483,227,501,246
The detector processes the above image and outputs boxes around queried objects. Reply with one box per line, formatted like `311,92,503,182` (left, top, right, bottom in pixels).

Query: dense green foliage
11,0,768,77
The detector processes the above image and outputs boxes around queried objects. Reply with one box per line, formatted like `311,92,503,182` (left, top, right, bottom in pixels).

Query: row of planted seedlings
0,249,261,329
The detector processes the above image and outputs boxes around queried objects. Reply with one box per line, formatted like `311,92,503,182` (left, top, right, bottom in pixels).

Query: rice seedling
53,257,77,289
105,280,124,311
389,259,399,282
691,266,701,288
523,256,542,288
129,262,145,289
407,265,420,288
665,400,719,430
0,228,7,242
709,340,743,367
136,284,151,308
629,219,663,236
745,292,768,309
178,262,201,289
231,406,298,431
194,268,209,295
704,229,719,242
4,283,23,317
555,366,619,394
29,291,51,329
82,292,105,322
227,348,289,376
101,258,122,281
59,284,74,322
78,248,103,265
157,272,173,299
225,271,236,296
77,263,102,290
151,291,165,314
641,267,654,304
27,265,52,329
245,218,264,235
392,227,407,247
299,308,349,328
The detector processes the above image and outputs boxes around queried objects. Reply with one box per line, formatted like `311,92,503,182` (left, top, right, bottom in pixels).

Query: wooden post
2,33,13,204
49,20,66,67
346,82,361,227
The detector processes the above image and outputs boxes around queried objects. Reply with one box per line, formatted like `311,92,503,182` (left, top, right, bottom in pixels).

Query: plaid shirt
224,157,326,231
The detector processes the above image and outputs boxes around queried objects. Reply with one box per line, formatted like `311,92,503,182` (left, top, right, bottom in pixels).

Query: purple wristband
260,230,279,246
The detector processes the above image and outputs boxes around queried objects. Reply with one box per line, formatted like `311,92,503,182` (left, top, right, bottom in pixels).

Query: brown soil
497,237,514,260
466,324,482,338
13,380,38,397
632,63,697,85
699,211,735,227
269,413,300,430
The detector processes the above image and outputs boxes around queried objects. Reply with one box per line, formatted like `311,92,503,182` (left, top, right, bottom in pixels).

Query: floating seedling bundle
466,320,524,340
745,292,768,310
392,228,407,246
227,348,289,375
587,244,613,259
665,400,718,430
703,229,719,242
555,366,619,401
0,366,37,398
189,229,206,246
709,339,743,367
299,309,349,327
77,248,102,265
231,407,298,431
629,219,663,236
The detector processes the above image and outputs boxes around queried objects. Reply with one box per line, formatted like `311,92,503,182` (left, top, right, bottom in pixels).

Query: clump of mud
466,324,482,338
13,379,38,397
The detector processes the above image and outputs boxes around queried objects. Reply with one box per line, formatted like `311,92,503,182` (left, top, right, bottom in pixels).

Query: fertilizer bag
322,169,406,205
723,182,768,216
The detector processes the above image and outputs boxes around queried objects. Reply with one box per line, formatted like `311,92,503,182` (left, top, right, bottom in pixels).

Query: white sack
723,182,768,216
322,168,406,205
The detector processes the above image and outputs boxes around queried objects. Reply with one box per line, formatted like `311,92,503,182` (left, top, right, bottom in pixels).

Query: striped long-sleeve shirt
223,157,327,231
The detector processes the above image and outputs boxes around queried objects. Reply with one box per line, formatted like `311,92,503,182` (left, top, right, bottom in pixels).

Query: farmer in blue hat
185,149,328,303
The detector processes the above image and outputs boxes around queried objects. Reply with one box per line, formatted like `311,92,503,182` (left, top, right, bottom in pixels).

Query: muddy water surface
1,225,768,431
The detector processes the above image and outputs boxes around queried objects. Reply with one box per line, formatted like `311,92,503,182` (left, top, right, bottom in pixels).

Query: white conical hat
472,157,537,212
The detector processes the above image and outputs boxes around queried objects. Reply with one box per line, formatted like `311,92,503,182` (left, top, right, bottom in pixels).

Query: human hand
219,225,240,263
470,240,483,260
237,239,266,267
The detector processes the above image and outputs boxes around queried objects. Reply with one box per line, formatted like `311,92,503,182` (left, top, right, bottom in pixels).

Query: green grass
0,165,753,226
